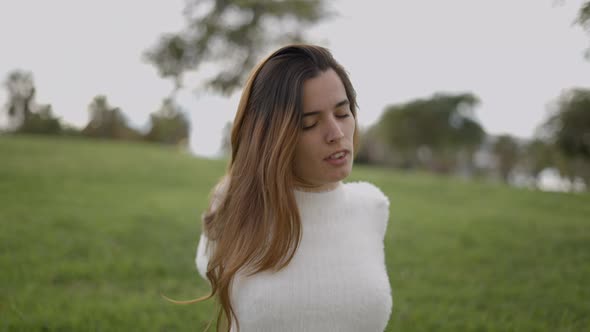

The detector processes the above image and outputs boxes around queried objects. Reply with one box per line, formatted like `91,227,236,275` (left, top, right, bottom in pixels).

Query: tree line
353,91,590,191
1,70,190,146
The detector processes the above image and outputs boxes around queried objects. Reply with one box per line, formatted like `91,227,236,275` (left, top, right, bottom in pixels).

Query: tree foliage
144,0,330,96
145,98,190,146
2,69,62,134
3,70,34,126
18,105,61,135
375,93,485,172
574,1,590,59
539,88,590,188
492,135,520,183
81,95,142,141
522,138,555,182
576,1,590,31
543,88,590,159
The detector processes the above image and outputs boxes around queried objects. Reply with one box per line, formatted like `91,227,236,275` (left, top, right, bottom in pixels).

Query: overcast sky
1,0,589,157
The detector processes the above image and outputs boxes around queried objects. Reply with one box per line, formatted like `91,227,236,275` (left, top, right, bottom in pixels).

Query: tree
145,98,190,146
82,95,142,141
492,135,520,184
375,93,485,173
522,138,555,186
575,1,590,59
543,88,590,160
355,126,388,165
2,69,62,134
18,104,62,135
144,0,331,97
577,1,590,25
3,70,34,129
540,88,590,189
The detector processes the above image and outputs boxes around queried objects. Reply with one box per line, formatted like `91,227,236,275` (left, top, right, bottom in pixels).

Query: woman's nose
325,117,344,144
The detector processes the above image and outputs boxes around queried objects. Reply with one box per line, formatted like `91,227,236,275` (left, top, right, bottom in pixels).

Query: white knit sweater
195,181,392,332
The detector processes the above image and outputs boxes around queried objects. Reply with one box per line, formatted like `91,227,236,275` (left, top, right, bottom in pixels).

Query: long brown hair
195,44,359,331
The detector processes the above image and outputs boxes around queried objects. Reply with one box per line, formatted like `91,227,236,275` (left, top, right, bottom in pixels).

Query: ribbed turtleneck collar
293,181,345,213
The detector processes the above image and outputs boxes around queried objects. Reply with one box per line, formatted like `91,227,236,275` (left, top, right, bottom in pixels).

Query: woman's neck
295,181,341,193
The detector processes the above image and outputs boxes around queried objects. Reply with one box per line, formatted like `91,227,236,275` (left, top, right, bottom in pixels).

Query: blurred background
1,0,590,191
1,0,589,331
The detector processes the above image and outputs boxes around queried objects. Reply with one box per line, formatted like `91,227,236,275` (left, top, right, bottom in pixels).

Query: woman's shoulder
343,181,390,208
344,181,391,236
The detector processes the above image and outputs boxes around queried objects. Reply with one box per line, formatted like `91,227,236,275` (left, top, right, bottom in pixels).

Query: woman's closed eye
302,123,317,130
303,112,351,130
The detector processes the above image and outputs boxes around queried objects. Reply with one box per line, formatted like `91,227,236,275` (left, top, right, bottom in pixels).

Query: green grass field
1,135,588,331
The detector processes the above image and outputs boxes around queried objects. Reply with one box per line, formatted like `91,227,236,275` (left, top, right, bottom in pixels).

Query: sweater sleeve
195,233,210,280
194,177,229,281
351,181,391,239
372,183,390,239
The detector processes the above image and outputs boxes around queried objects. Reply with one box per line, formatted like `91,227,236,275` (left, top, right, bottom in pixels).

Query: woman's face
293,68,356,191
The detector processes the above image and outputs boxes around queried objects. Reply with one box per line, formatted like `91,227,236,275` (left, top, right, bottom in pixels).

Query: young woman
194,44,392,332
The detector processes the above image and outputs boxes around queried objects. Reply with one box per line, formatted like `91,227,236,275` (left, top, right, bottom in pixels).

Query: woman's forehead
302,69,347,113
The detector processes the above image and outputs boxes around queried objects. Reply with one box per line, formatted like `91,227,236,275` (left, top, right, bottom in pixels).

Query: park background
1,0,589,331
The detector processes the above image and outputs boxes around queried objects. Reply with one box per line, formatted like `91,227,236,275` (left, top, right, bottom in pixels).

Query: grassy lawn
0,135,588,331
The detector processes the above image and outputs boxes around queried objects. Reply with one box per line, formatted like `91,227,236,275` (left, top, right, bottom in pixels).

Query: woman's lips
324,150,349,166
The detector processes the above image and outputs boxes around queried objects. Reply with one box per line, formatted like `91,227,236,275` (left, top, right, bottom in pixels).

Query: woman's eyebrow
303,99,349,117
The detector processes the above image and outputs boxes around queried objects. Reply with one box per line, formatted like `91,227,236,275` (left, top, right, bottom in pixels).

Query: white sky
1,0,589,157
